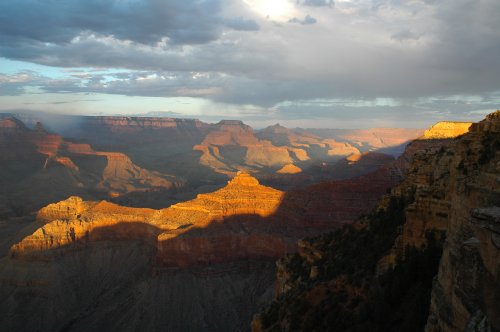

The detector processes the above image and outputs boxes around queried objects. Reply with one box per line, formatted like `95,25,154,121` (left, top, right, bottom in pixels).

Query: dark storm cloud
0,0,245,46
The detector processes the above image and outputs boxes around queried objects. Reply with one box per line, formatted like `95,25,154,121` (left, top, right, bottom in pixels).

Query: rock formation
308,127,424,154
0,117,183,216
0,114,431,332
421,121,472,139
9,166,397,267
10,173,280,263
193,120,294,175
424,112,500,331
258,124,361,160
253,112,499,332
276,164,302,174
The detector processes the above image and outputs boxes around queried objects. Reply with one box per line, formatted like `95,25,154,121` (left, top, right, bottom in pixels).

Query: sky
0,0,499,128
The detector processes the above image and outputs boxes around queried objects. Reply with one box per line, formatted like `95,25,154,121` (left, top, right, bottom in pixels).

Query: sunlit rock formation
10,166,396,269
10,173,285,264
276,164,302,174
308,127,424,154
193,120,294,175
421,121,472,139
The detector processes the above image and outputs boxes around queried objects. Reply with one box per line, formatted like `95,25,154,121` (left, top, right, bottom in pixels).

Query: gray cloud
298,0,334,7
0,0,258,46
288,15,317,25
391,29,421,42
0,0,499,126
224,17,260,31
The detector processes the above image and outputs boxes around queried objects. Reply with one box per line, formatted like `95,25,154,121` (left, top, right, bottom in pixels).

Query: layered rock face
194,120,294,175
254,112,499,332
257,123,361,158
10,169,392,267
9,173,284,264
193,121,370,177
73,116,209,141
424,112,500,331
0,117,182,215
308,127,424,154
374,121,474,268
422,121,472,139
2,113,422,193
0,115,429,331
258,123,366,160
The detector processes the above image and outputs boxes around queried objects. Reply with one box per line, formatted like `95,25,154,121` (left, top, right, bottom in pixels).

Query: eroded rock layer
0,117,183,216
253,112,499,332
9,173,286,266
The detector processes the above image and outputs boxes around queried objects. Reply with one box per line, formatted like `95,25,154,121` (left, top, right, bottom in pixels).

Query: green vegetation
259,195,444,332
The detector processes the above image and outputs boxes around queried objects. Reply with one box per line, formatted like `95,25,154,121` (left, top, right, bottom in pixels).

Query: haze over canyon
0,110,498,332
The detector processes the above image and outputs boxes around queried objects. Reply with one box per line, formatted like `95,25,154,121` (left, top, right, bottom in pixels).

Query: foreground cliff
253,113,499,331
426,113,500,331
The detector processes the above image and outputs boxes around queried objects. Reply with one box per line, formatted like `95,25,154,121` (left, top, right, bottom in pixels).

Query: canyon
253,113,499,332
0,113,421,332
0,113,422,214
0,168,397,331
2,111,497,332
0,116,182,215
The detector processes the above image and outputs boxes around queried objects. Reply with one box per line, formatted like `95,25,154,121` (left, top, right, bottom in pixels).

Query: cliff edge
253,111,499,332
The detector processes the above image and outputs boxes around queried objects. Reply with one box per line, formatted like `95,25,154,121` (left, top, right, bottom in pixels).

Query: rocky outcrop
194,120,294,175
194,121,370,177
422,121,472,139
276,164,302,174
1,172,306,331
376,115,499,330
322,139,360,156
37,196,91,222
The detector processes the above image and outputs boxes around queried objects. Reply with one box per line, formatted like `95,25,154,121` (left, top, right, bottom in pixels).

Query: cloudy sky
0,0,499,128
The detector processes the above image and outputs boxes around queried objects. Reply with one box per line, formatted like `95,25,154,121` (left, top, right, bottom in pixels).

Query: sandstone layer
10,173,286,266
193,120,294,175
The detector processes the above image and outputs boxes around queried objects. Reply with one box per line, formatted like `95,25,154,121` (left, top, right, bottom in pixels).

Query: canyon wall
253,112,499,332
